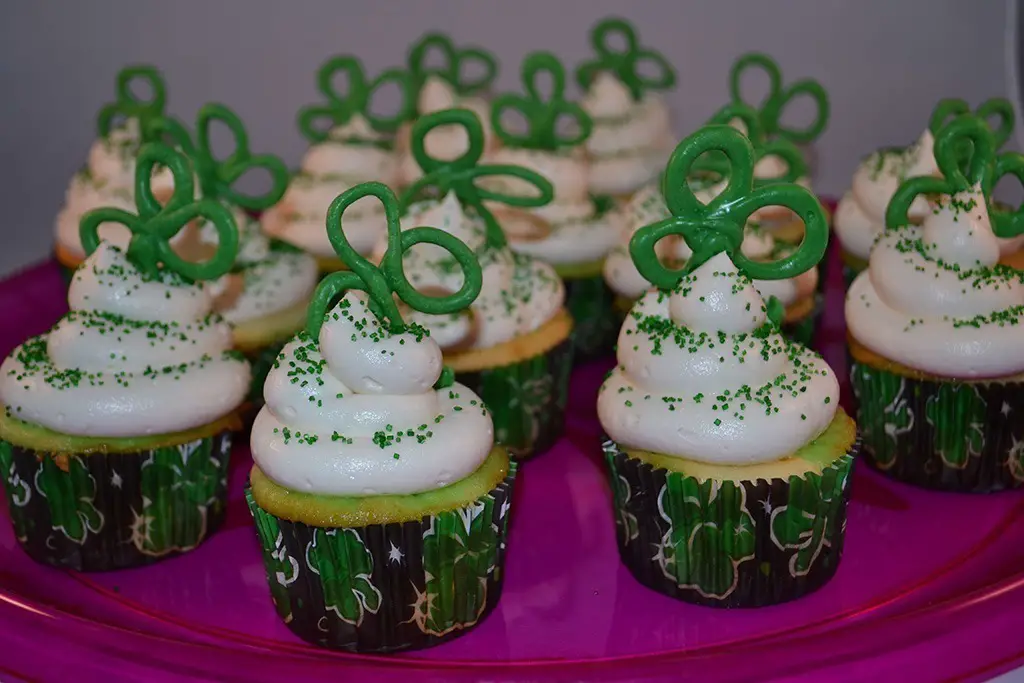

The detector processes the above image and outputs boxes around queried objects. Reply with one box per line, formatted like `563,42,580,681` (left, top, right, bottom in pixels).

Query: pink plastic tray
1,246,1024,683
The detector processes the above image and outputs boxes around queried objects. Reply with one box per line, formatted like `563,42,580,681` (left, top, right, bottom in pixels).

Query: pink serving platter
1,241,1024,683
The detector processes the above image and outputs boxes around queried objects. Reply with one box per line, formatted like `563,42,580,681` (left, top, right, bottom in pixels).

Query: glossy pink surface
2,244,1024,683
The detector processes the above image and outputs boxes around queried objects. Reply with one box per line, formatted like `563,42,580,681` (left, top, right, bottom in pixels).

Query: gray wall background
0,0,1014,275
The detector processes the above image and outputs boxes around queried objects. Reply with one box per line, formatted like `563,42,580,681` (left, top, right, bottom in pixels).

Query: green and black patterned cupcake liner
246,463,516,653
850,362,1024,492
457,337,573,460
603,438,857,608
0,430,233,571
563,273,619,362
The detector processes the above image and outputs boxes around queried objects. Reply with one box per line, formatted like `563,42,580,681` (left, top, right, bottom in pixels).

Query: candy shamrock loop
575,17,676,101
407,32,498,97
79,142,238,282
491,51,593,150
630,124,827,291
147,103,290,212
929,97,1015,149
96,65,167,142
306,181,483,360
693,102,808,186
297,55,415,143
398,108,554,249
729,53,829,145
886,114,1024,238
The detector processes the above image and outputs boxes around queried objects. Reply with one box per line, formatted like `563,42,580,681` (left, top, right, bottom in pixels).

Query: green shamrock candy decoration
407,32,499,97
399,108,555,249
929,97,1015,149
148,103,289,211
79,142,239,282
491,51,593,150
630,124,827,295
575,17,676,101
297,55,415,143
307,181,482,343
729,53,829,145
96,65,168,143
694,102,808,186
887,114,1024,238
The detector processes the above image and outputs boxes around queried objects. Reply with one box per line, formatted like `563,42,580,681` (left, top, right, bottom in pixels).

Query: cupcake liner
850,361,1024,492
603,438,857,608
563,273,618,362
0,429,234,571
245,463,517,653
457,336,573,460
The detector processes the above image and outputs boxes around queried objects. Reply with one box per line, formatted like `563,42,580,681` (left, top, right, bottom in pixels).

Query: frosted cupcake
0,144,250,571
54,66,178,275
395,32,500,187
262,56,414,271
485,51,620,360
599,124,856,607
847,115,1024,492
150,103,319,403
247,181,514,652
835,97,1017,284
575,17,676,199
397,109,571,459
604,106,820,345
727,53,830,245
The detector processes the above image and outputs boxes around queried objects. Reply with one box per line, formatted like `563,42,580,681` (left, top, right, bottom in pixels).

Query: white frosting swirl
846,187,1024,377
602,183,816,305
250,292,493,495
0,243,250,436
393,193,565,349
265,115,394,259
202,215,319,325
581,74,674,196
598,251,838,463
484,147,620,265
834,129,937,260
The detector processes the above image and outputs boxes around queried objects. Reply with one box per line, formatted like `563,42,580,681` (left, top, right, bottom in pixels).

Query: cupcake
575,17,677,200
54,66,178,277
603,105,821,346
396,32,500,187
397,108,572,459
727,53,830,246
262,55,415,272
486,51,620,360
247,181,514,652
834,97,1018,286
599,124,856,607
150,103,319,405
847,114,1024,492
0,143,250,571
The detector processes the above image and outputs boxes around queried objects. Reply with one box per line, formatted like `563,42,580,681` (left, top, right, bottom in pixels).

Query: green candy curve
399,108,554,250
888,114,1024,238
79,142,239,282
630,124,827,290
575,17,676,101
407,32,499,97
491,51,593,150
297,55,415,142
149,102,289,211
694,101,807,186
305,181,483,339
929,97,1016,149
96,65,168,143
728,52,829,145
